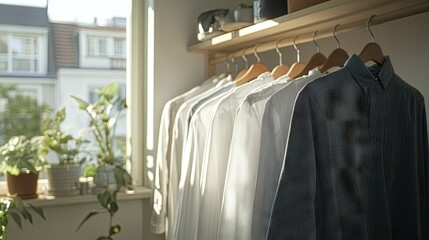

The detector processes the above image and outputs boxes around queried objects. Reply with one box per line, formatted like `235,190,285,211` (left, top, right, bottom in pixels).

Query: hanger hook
229,53,238,74
333,24,341,48
367,15,376,42
293,35,301,62
225,53,231,72
313,31,320,53
275,38,286,65
242,47,249,69
254,43,261,63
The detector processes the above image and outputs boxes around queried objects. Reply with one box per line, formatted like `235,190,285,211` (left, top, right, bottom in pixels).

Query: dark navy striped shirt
268,54,429,240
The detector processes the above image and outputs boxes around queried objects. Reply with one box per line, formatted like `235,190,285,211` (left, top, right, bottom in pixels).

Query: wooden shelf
188,0,429,64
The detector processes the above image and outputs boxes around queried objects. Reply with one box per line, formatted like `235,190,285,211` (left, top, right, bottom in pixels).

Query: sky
0,0,130,24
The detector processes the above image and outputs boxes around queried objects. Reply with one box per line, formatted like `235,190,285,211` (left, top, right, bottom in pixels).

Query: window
86,36,126,59
0,0,134,195
114,37,126,57
0,33,43,73
87,36,108,57
0,34,7,71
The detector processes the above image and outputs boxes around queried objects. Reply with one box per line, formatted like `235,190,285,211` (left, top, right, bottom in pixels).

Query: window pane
11,36,24,55
34,59,38,72
114,38,125,56
87,37,96,56
0,59,7,71
98,38,107,56
13,59,31,71
22,37,33,55
0,35,7,54
34,37,38,55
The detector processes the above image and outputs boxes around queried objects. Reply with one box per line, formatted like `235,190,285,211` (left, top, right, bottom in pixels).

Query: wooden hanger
229,53,240,78
285,35,306,80
234,47,249,81
271,38,290,80
235,43,269,86
358,15,385,66
296,31,327,78
319,24,349,73
221,55,231,77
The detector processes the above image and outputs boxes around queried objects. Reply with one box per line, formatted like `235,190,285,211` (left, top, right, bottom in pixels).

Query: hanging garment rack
188,0,429,77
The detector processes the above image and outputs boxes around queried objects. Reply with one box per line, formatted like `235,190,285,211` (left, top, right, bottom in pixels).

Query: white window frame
83,31,126,59
0,25,48,75
113,37,126,58
87,36,108,57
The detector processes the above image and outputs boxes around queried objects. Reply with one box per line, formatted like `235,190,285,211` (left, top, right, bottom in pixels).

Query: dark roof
0,4,49,28
51,23,79,67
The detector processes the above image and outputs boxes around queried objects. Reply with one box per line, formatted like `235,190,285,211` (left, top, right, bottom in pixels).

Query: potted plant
0,136,47,199
0,194,46,239
234,2,254,22
42,108,86,196
72,82,131,239
71,82,131,193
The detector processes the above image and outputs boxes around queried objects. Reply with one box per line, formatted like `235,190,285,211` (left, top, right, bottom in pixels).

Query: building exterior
0,4,56,109
0,3,127,143
52,21,127,139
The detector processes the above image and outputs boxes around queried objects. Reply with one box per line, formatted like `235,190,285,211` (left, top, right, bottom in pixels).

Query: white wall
153,0,240,151
7,198,155,240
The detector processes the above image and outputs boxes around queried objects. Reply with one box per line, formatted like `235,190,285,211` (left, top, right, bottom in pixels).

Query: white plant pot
93,164,118,193
234,8,254,22
47,164,81,196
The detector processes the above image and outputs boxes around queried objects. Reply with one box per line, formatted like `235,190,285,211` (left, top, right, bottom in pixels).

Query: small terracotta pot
7,171,38,199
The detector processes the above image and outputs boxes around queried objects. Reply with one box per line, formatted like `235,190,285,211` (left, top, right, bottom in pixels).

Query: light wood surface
188,0,429,74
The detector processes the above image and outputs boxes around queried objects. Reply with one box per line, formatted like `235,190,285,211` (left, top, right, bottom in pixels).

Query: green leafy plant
0,83,51,145
73,83,131,240
0,136,47,176
0,194,46,239
239,2,253,8
76,191,121,240
71,83,126,166
71,82,131,189
42,108,85,165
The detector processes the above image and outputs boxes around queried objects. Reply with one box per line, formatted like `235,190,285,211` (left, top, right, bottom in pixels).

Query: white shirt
196,72,274,240
218,76,291,240
167,75,232,240
251,69,322,240
174,88,232,240
151,75,221,235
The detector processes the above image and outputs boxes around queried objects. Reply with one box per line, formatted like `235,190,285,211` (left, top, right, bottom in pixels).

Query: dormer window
87,36,107,57
0,31,45,74
80,30,126,68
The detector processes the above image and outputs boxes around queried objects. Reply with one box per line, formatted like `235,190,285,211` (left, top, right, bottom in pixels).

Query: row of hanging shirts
151,15,429,240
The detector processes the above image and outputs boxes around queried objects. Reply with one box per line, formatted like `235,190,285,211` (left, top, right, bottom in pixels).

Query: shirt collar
345,54,394,93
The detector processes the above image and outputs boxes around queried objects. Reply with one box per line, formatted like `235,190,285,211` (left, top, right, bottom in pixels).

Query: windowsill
22,186,152,208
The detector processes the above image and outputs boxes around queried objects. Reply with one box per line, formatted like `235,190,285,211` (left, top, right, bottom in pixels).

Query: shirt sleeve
151,102,171,234
267,88,328,240
419,103,429,239
219,101,263,240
